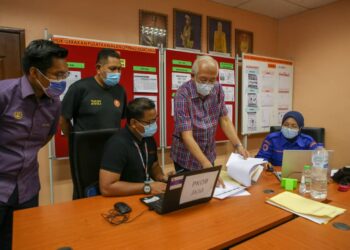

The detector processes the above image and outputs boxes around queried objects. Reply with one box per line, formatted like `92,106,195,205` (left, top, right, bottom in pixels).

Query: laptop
140,166,221,214
276,150,334,181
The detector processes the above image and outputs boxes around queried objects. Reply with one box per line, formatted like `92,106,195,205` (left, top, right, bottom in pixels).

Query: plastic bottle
299,165,311,195
303,165,312,193
310,146,329,200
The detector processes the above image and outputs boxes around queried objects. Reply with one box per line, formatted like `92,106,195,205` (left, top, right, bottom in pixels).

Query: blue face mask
104,72,121,86
138,121,158,138
36,69,67,98
281,126,299,139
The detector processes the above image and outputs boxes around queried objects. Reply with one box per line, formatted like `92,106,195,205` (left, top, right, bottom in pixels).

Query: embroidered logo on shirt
114,99,120,108
263,143,269,151
91,99,102,106
13,111,23,120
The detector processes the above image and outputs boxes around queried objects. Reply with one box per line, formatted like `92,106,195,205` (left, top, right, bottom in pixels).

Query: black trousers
0,186,38,250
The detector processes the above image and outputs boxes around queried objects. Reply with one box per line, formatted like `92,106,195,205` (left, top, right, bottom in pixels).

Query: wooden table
13,171,293,250
233,182,350,250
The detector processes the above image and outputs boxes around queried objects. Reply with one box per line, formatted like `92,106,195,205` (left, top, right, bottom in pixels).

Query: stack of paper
226,153,267,187
213,171,250,199
267,191,346,224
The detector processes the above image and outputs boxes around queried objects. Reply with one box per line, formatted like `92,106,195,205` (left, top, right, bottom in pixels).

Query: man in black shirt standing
60,48,127,135
99,98,167,196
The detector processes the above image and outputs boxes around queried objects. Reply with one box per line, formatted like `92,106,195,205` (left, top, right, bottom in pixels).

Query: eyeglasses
196,76,216,84
37,68,70,81
137,117,158,125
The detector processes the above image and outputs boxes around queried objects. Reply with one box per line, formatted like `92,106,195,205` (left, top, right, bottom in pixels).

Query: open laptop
140,166,221,214
275,150,334,181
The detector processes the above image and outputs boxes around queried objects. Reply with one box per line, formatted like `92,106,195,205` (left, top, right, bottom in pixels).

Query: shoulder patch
263,143,269,151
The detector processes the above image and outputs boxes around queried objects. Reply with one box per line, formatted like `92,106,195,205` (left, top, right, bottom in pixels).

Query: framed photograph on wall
207,16,231,55
173,9,202,51
139,10,168,47
235,29,253,56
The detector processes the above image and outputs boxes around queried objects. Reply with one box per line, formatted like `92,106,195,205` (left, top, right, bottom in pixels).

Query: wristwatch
143,181,151,194
233,143,243,148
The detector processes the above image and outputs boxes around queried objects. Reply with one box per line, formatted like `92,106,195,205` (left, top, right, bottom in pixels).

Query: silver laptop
280,150,334,181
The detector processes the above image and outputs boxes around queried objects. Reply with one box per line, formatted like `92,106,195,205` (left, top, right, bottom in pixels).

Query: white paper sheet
222,86,235,102
261,108,272,128
247,112,257,132
219,69,235,85
247,93,258,107
172,72,191,90
214,182,245,199
277,93,291,109
179,171,218,205
226,104,233,122
133,73,158,93
260,92,274,107
226,153,267,187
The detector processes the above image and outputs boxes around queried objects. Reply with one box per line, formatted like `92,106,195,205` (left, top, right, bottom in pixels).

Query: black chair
270,126,325,145
69,128,118,199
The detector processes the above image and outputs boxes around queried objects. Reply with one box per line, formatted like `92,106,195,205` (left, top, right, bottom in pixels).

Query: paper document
267,192,346,224
214,182,245,199
226,153,266,187
214,171,250,199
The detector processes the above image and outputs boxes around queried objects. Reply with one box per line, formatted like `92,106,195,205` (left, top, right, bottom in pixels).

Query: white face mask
196,82,215,96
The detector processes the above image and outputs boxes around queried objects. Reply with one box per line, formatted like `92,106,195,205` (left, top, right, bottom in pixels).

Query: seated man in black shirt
99,98,167,196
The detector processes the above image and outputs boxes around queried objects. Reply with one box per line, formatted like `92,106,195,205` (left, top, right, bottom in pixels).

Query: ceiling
211,0,339,19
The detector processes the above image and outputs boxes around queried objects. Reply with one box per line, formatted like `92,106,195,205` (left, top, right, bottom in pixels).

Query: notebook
140,166,221,214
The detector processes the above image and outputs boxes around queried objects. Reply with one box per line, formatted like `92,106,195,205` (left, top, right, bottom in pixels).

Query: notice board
164,49,236,147
51,35,160,158
241,53,293,135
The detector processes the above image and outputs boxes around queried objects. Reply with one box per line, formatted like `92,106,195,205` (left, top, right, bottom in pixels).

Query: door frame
0,26,26,58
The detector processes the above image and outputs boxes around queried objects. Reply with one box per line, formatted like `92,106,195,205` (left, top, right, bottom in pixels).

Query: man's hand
150,182,166,194
216,177,226,188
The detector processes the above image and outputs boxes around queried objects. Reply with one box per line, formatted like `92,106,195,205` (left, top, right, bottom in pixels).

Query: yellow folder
267,191,346,224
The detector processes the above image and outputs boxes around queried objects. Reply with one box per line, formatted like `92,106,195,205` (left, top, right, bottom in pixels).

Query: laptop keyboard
148,194,164,212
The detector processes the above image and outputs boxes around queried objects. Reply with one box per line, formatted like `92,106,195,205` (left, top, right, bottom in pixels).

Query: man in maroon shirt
0,39,68,249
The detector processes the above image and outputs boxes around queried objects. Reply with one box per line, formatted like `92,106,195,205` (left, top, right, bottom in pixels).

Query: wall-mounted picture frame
207,16,231,55
139,10,168,48
235,29,253,56
173,9,202,51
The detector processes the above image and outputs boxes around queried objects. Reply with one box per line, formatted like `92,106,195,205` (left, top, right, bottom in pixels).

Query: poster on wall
241,53,293,135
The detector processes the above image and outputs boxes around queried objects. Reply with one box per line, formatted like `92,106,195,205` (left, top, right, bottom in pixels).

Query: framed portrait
173,9,202,51
207,17,231,55
139,10,168,47
235,29,253,56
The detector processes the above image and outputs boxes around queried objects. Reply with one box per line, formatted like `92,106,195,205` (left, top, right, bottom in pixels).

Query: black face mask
332,166,350,184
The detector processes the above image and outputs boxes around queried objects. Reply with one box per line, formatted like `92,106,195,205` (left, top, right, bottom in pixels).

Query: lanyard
133,141,149,181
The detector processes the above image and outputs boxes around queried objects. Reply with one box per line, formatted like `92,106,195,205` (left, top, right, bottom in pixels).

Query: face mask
104,72,121,87
36,70,67,98
196,82,215,96
137,121,157,138
281,126,299,139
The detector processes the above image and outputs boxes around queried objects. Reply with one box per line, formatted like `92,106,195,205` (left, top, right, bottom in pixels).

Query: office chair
69,128,118,199
269,126,325,146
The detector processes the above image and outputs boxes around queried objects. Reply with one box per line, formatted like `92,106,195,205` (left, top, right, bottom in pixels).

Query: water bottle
299,165,311,195
310,146,328,200
303,165,311,193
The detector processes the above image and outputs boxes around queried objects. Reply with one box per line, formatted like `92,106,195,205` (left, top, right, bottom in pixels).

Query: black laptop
140,166,221,214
